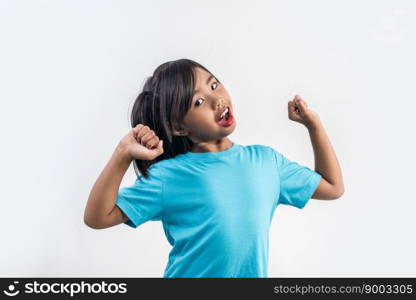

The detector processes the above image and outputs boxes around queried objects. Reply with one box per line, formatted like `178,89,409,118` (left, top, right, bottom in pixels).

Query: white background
1,0,415,277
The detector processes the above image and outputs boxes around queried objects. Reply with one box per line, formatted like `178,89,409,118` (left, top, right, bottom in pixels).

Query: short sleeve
271,147,322,209
115,167,163,228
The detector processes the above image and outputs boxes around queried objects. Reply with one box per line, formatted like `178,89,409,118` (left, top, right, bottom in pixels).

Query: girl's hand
117,124,164,161
288,95,320,129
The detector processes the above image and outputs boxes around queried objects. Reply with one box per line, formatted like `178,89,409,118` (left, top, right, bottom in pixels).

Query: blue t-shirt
115,142,322,278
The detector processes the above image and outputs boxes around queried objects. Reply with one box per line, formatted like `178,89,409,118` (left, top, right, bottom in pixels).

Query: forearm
84,145,132,224
307,120,344,193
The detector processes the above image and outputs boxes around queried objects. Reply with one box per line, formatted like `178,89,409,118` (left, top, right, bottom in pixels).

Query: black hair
130,58,220,178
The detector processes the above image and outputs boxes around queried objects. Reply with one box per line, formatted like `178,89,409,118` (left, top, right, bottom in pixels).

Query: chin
222,122,237,136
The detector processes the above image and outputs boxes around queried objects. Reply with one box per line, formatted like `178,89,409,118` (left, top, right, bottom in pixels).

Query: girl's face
173,67,236,145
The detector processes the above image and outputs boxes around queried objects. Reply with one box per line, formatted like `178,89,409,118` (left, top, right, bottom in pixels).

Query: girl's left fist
288,95,320,128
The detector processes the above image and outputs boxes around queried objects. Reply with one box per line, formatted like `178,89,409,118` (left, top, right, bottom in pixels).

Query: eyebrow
193,74,215,95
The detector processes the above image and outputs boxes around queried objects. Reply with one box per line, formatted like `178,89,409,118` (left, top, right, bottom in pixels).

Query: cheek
184,114,200,129
187,113,216,131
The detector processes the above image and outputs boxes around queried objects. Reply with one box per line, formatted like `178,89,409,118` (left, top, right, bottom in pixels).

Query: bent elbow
333,187,345,200
84,215,103,230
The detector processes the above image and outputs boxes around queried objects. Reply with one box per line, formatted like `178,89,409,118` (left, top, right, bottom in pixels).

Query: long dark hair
130,58,220,178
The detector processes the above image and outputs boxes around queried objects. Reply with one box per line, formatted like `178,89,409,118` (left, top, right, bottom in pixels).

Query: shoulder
143,155,185,179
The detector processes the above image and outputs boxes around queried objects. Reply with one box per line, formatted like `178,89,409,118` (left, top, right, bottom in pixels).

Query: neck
190,138,233,153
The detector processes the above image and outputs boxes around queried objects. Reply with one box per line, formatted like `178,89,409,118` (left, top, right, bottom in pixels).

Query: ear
172,129,187,136
172,123,188,137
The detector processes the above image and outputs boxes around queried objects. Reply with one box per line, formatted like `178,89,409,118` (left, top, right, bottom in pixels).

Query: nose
215,99,225,110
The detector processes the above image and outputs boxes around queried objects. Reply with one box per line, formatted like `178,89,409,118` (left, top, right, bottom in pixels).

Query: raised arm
288,95,344,200
84,124,164,229
83,146,131,229
308,121,344,199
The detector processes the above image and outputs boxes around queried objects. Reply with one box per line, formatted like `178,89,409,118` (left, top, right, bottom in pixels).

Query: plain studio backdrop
1,0,415,277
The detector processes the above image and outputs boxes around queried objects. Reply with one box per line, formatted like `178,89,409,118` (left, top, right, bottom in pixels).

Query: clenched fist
117,124,164,161
288,94,320,129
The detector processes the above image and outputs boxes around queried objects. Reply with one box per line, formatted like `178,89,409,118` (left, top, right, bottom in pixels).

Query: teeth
220,108,229,119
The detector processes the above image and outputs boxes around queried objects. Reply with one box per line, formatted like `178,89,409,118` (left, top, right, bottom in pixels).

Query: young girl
84,58,344,278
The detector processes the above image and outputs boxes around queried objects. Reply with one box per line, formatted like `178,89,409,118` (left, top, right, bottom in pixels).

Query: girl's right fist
118,124,164,161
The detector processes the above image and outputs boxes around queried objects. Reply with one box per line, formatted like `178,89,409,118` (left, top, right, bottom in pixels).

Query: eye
194,81,220,107
195,98,204,106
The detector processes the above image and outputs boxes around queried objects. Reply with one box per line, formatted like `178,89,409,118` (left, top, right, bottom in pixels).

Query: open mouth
217,106,234,127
